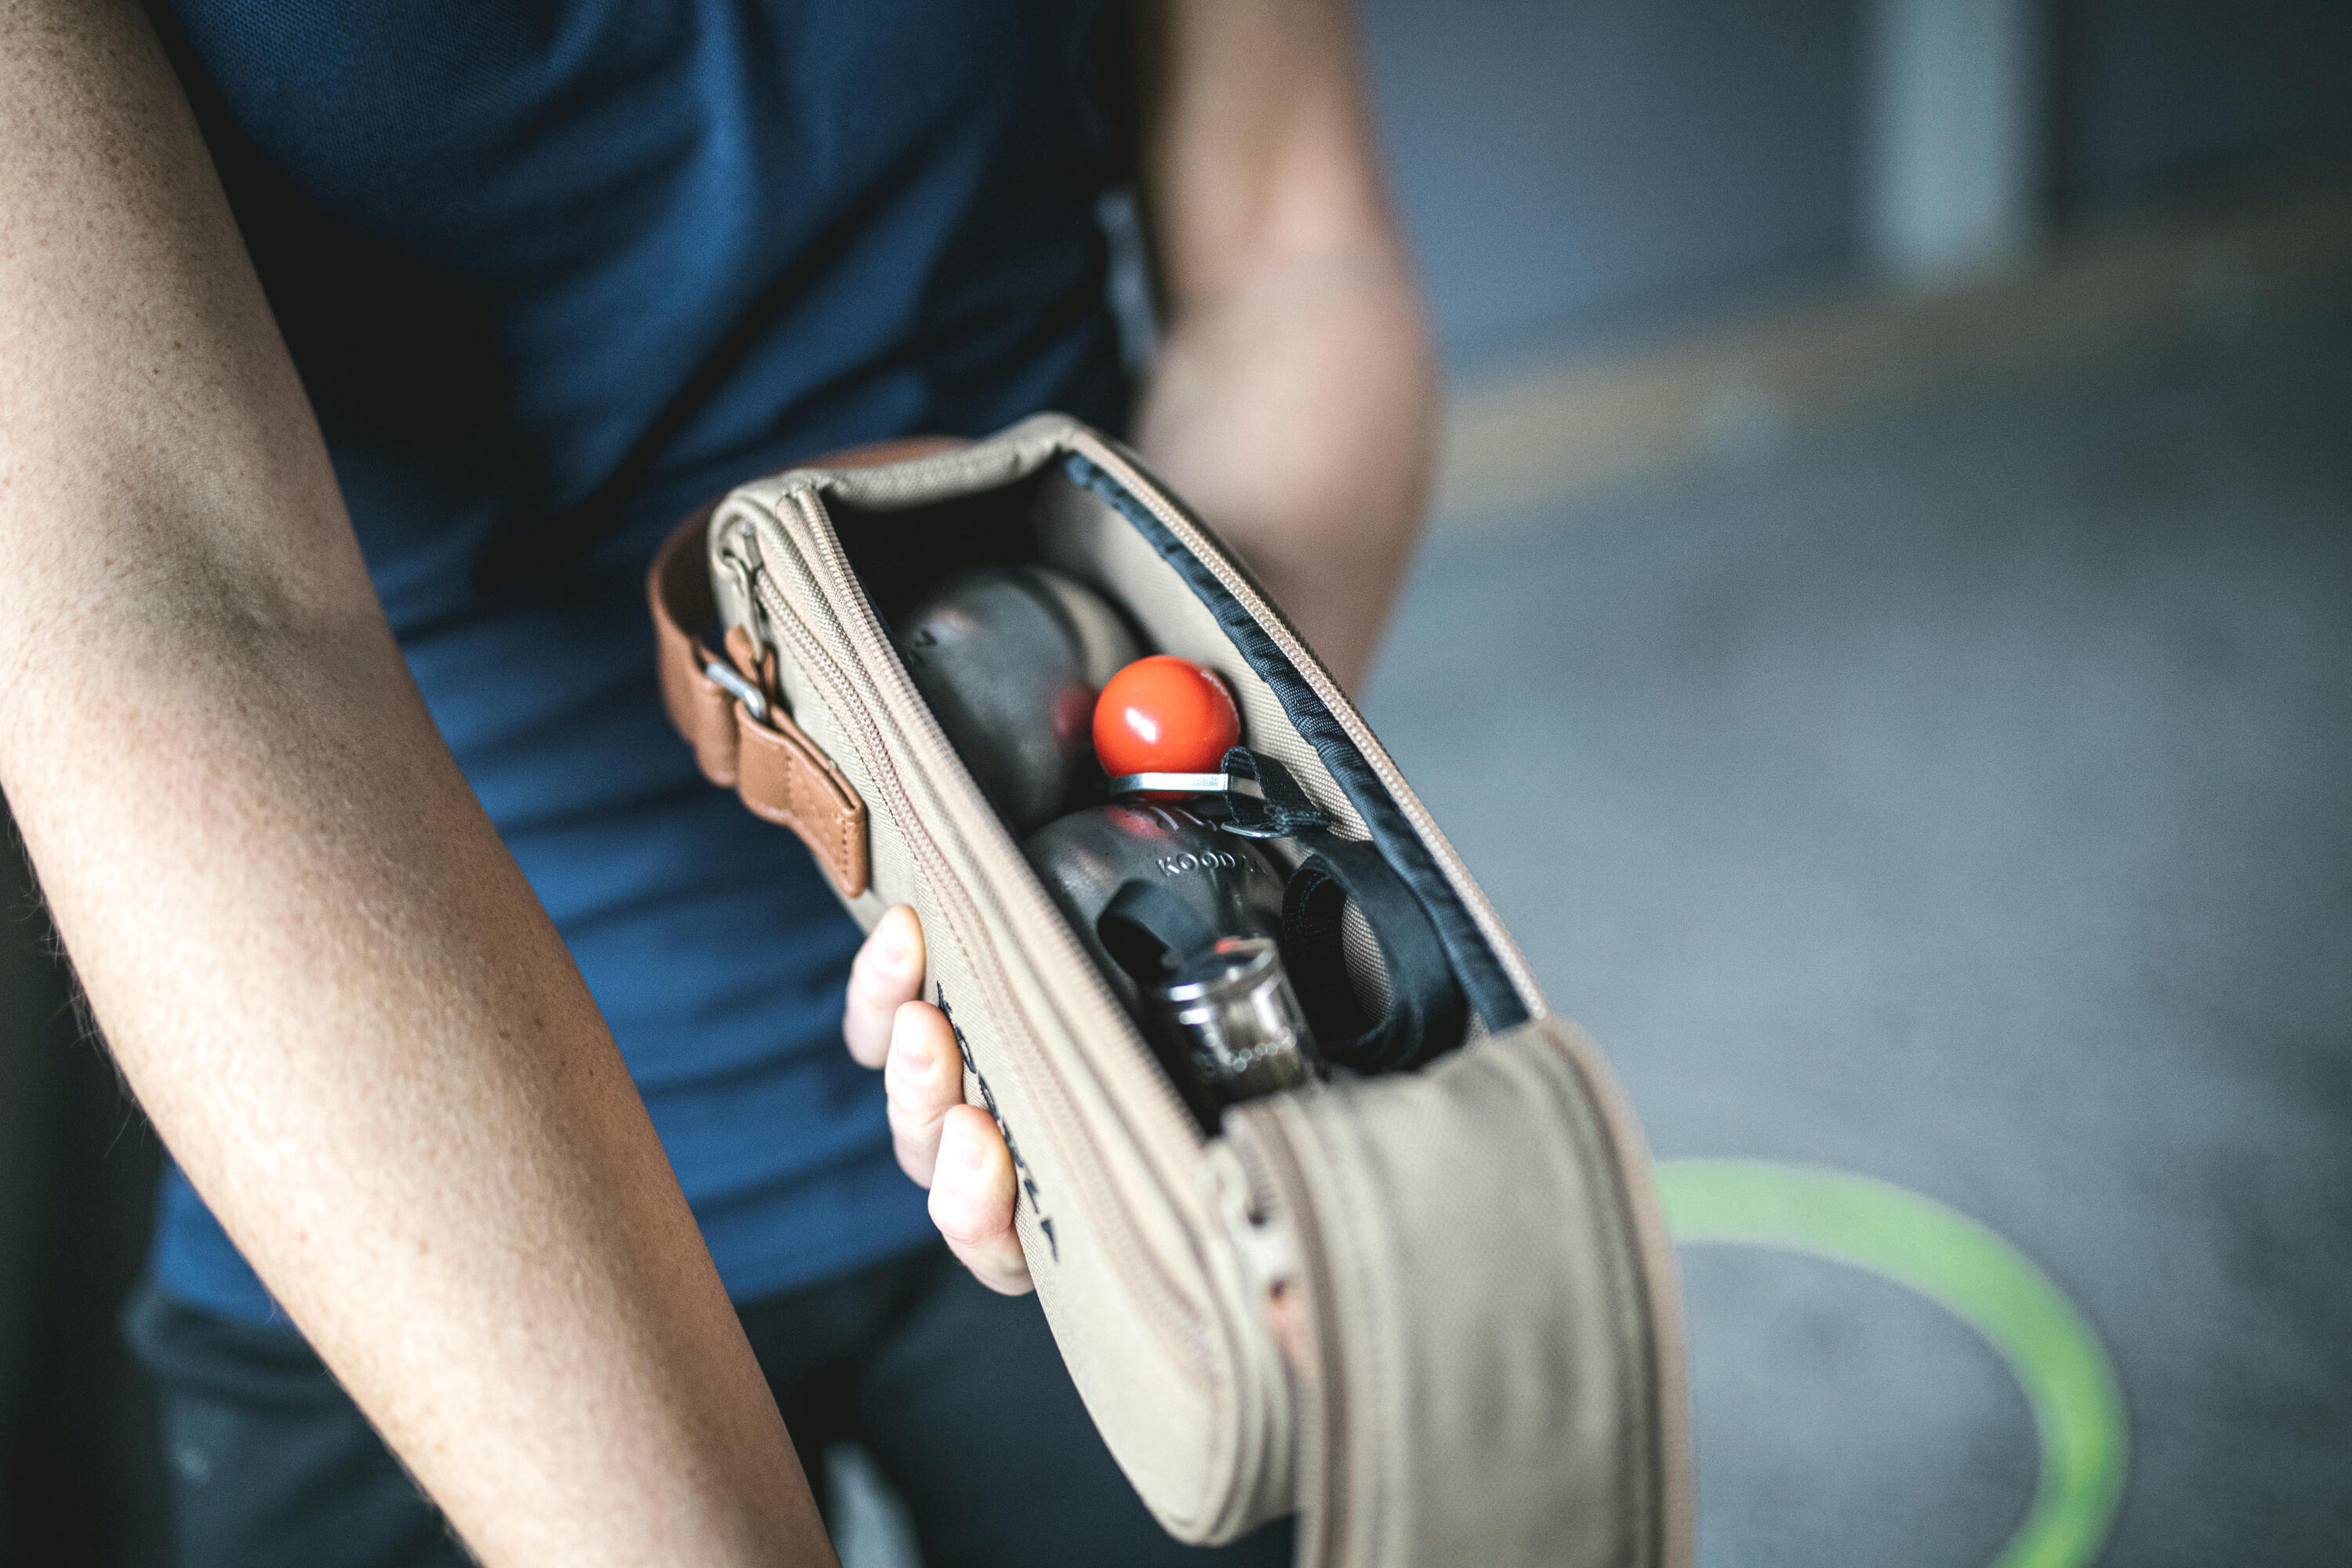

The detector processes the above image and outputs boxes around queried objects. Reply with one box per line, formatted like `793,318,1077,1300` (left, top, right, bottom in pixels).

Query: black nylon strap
1095,878,1222,985
1191,746,1468,1072
1215,746,1331,839
1279,834,1466,1073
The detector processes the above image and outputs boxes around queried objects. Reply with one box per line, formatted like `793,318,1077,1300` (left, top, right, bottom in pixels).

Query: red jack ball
1093,655,1240,781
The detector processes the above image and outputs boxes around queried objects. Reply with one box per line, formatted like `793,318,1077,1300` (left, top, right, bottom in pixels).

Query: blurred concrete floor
1364,281,2352,1565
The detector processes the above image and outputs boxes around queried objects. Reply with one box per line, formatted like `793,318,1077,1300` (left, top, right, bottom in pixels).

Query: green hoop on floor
1655,1159,2129,1568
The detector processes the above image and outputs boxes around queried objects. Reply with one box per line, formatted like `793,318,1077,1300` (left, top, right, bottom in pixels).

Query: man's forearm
1133,241,1436,692
9,624,835,1566
1131,0,1437,694
0,4,828,1563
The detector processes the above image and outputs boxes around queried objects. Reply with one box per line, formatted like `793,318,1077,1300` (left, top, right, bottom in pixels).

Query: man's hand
844,908,1033,1294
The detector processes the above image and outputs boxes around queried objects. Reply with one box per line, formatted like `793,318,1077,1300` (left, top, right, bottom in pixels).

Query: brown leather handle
645,435,970,900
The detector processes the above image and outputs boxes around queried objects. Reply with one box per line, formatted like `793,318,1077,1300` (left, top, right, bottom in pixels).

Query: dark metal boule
894,565,1138,835
1023,803,1315,1122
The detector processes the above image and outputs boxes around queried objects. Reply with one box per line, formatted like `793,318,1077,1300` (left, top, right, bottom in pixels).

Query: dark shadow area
2,813,169,1568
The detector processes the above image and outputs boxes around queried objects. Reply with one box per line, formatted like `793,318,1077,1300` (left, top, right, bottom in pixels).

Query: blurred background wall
5,2,2348,1564
1362,0,2352,374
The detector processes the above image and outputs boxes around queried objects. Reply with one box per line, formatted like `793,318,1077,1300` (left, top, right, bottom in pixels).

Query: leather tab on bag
797,432,971,471
732,701,870,898
648,503,740,787
645,499,871,898
646,437,968,895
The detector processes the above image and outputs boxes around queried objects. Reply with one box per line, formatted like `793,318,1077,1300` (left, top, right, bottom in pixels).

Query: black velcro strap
1279,836,1466,1073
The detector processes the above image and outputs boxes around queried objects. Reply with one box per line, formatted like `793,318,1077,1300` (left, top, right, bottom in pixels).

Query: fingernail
892,1029,933,1076
880,908,916,966
949,1121,989,1172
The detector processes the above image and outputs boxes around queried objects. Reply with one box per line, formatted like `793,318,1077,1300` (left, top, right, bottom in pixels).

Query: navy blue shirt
147,0,1131,1322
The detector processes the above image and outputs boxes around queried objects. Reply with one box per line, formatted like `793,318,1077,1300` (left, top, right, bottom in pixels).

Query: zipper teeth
745,495,1214,1381
1072,436,1550,1018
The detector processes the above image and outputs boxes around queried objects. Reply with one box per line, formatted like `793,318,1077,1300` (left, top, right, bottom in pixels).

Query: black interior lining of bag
829,479,1048,625
1062,451,1530,1037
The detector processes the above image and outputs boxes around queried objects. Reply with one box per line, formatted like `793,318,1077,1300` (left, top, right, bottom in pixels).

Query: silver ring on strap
1105,771,1260,798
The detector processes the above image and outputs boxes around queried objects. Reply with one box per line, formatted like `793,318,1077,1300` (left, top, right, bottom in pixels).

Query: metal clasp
704,659,769,721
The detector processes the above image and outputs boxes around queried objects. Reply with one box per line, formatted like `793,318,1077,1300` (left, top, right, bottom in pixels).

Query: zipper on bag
739,499,1220,1388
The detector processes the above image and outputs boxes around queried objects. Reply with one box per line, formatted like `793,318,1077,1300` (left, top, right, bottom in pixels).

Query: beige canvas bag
647,413,1692,1567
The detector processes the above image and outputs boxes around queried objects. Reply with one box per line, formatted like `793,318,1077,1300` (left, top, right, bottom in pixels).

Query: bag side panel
1236,1018,1690,1568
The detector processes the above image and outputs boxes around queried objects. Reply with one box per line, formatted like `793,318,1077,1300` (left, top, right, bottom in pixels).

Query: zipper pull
712,523,766,650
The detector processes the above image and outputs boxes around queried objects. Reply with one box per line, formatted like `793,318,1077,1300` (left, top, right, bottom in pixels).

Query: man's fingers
884,1000,961,1186
881,1005,1033,1295
928,1105,1033,1295
862,946,1030,1294
844,906,924,1068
